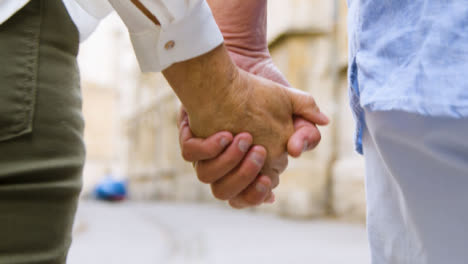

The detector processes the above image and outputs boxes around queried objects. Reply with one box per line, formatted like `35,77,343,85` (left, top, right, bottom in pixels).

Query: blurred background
68,0,370,263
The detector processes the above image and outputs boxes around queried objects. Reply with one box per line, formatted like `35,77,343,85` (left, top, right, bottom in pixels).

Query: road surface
68,201,370,264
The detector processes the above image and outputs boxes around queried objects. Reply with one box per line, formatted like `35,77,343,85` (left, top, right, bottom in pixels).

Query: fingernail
256,183,268,194
220,137,229,148
302,141,309,153
250,152,265,167
238,139,251,153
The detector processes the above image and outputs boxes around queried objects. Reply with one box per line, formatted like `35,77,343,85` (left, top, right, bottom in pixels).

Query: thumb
286,88,330,126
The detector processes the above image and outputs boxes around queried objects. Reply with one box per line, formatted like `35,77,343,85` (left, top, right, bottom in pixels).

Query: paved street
68,201,370,264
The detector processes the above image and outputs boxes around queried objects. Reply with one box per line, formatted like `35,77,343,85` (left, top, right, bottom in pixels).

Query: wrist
163,44,240,115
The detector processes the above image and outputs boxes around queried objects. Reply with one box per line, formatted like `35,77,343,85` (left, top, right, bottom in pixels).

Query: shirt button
165,40,175,50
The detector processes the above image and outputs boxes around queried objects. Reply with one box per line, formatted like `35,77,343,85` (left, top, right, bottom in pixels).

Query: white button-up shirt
0,0,223,72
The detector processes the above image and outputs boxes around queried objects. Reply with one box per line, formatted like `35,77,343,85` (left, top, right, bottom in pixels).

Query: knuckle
181,149,193,161
310,130,322,145
195,161,212,184
197,172,213,184
211,185,230,201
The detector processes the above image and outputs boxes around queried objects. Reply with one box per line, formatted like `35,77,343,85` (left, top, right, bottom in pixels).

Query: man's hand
164,43,327,198
172,0,328,208
191,62,326,180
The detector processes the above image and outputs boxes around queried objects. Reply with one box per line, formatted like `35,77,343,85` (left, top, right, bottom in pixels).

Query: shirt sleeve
108,0,224,72
66,0,114,41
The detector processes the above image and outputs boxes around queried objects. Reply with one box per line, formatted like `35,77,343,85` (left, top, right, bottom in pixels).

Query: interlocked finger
196,133,253,184
229,175,273,209
211,146,266,201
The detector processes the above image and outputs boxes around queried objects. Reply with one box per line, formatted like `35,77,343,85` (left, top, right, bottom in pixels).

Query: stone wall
81,81,120,195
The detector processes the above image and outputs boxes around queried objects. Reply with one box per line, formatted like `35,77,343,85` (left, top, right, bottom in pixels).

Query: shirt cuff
130,1,224,72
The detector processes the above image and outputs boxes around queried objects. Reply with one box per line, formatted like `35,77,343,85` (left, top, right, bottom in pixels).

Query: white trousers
363,110,468,264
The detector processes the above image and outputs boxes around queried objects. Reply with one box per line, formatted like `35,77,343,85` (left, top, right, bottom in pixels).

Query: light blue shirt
347,0,468,154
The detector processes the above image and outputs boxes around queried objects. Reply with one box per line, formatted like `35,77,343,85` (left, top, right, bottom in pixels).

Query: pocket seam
0,1,41,142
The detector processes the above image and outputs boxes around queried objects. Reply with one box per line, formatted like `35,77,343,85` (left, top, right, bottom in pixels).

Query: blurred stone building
81,81,120,194
79,0,366,222
79,15,137,196
264,0,365,221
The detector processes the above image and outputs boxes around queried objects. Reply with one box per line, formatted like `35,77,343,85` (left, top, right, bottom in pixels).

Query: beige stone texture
81,82,120,195
267,0,335,42
82,82,118,161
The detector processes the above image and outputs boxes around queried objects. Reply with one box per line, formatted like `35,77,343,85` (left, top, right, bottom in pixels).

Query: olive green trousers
0,1,84,263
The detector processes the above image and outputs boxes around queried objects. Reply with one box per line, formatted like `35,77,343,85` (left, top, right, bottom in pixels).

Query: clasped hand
178,66,329,208
170,0,329,209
